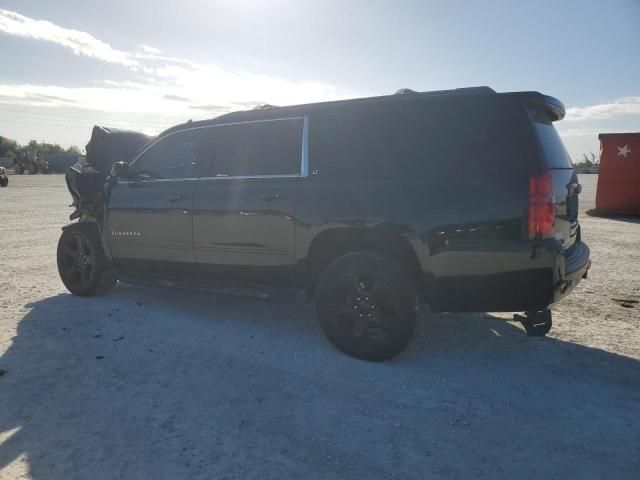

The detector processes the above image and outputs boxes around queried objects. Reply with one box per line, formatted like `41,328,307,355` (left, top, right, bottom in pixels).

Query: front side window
132,129,201,179
208,118,303,177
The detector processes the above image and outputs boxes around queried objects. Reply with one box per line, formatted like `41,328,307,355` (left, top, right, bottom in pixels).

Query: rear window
533,121,573,169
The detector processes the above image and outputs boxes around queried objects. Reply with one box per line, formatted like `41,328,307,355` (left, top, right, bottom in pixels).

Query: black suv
58,87,591,360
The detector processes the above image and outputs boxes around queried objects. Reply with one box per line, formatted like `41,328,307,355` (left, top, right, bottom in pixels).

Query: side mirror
111,161,130,178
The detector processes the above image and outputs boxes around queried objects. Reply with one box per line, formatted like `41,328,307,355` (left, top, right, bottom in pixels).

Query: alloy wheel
60,233,95,288
330,271,398,343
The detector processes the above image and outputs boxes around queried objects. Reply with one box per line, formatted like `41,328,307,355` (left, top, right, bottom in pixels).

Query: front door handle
165,194,186,203
260,193,284,202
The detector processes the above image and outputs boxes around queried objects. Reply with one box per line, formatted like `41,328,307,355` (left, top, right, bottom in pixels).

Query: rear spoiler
504,91,566,122
540,95,566,121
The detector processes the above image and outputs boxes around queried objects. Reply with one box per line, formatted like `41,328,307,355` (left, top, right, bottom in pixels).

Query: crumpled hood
85,126,154,177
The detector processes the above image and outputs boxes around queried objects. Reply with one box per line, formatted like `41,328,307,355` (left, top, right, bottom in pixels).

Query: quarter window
132,129,201,179
208,118,303,177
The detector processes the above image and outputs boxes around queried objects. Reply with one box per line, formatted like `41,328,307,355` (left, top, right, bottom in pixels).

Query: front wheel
315,252,418,361
0,177,7,187
57,223,117,296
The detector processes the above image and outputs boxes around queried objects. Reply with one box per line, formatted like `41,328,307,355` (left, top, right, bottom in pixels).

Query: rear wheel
315,252,417,361
57,223,117,296
28,163,37,174
0,177,7,187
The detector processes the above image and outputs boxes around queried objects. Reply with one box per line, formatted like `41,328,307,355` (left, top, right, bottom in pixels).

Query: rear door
530,108,580,250
193,117,306,270
108,129,202,267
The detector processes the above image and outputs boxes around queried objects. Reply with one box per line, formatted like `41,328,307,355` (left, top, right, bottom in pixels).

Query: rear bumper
552,240,591,303
425,240,591,312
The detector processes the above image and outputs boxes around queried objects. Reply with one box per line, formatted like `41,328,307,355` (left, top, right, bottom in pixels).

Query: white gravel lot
0,173,638,480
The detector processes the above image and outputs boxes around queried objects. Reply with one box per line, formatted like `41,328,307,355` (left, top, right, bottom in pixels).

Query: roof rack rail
395,88,418,95
253,104,278,111
393,86,494,97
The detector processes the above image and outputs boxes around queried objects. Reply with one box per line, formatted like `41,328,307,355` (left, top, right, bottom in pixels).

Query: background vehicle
58,87,590,360
0,166,8,187
13,148,49,174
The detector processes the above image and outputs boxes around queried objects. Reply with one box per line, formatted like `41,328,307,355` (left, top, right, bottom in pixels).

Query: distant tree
65,145,82,155
23,139,78,155
0,136,19,158
0,136,83,158
581,153,593,168
575,151,600,168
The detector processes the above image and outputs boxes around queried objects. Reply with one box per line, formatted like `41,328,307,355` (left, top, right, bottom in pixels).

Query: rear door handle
260,193,284,202
165,194,186,203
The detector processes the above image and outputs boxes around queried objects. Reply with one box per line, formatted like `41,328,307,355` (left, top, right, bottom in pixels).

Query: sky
0,0,638,160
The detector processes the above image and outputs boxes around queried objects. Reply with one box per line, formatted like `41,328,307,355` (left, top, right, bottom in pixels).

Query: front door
107,128,203,269
193,117,307,271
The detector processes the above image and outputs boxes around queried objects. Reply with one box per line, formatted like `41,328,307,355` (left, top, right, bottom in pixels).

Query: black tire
57,223,117,296
28,163,37,174
0,177,7,187
315,252,417,361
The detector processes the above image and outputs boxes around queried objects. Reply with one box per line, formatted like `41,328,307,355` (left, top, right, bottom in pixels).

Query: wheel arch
304,224,425,300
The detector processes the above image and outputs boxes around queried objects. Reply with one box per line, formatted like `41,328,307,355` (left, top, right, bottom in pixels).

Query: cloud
138,44,162,55
0,53,346,118
0,75,342,116
163,94,191,102
557,128,605,137
0,9,351,125
565,97,640,121
189,104,232,113
0,9,137,66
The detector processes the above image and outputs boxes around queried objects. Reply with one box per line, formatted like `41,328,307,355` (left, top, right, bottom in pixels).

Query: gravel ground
0,174,638,480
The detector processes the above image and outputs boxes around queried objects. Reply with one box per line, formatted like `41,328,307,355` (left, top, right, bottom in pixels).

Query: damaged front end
65,126,153,222
66,162,105,221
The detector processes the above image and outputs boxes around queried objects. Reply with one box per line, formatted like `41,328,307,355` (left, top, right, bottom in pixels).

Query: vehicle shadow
1,287,639,480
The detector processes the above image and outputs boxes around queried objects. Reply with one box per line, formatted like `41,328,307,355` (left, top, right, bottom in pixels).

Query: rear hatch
528,102,580,251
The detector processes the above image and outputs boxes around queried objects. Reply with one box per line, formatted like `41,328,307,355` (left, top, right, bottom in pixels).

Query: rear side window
207,118,303,177
310,98,533,181
532,120,573,169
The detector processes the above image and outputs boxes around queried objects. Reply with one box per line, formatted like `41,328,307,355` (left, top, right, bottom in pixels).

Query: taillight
528,172,555,239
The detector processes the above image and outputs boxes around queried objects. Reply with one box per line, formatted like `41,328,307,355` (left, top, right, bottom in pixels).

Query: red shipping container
595,132,640,215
